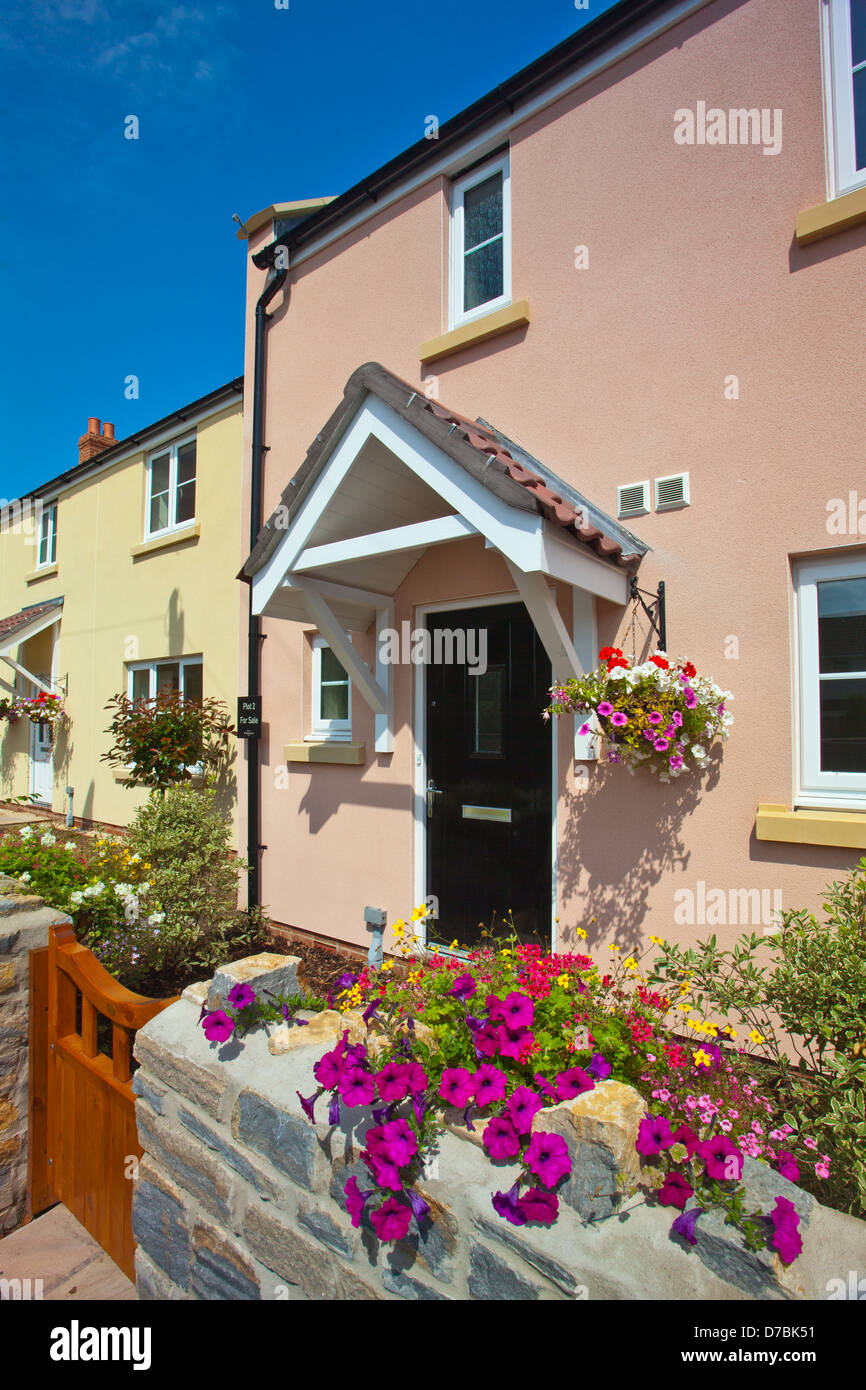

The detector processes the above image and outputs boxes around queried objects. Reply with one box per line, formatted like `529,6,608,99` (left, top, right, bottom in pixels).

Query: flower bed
199,901,857,1270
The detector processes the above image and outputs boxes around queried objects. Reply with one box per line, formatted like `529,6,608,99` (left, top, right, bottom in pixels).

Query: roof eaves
253,0,685,270
25,377,244,503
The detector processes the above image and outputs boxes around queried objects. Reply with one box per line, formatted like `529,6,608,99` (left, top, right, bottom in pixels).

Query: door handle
426,779,443,817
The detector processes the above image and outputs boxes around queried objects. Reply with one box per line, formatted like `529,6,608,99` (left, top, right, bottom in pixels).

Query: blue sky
0,0,619,498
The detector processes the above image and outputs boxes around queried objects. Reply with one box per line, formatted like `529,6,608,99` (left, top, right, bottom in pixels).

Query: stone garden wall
131,954,866,1302
0,878,68,1235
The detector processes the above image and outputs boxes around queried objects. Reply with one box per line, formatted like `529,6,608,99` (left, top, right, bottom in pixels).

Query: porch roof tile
0,599,63,647
243,363,647,580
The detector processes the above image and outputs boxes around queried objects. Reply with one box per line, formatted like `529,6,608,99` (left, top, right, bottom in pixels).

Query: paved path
0,1205,137,1300
0,807,50,829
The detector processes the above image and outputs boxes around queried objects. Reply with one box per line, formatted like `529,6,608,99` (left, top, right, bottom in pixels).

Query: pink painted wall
242,0,866,957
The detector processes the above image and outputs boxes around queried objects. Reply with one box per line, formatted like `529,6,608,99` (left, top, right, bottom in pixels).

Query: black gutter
247,266,288,909
253,0,691,269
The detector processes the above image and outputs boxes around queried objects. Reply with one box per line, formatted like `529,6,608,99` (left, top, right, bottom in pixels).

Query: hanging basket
546,647,733,782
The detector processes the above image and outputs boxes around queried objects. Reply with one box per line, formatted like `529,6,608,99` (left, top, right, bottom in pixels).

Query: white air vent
654,472,690,511
617,480,650,519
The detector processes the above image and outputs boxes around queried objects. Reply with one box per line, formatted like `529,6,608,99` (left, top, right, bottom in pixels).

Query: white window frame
126,657,205,774
794,550,866,809
821,0,866,198
37,501,57,568
145,433,197,539
310,637,352,743
449,151,512,331
126,656,203,702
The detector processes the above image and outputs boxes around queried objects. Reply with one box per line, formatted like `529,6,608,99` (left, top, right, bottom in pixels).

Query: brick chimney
78,417,116,465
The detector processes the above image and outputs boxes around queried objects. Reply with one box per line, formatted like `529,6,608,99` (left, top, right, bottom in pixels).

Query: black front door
425,602,552,950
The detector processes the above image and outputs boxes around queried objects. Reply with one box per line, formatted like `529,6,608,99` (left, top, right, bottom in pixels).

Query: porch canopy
0,599,63,698
243,363,647,753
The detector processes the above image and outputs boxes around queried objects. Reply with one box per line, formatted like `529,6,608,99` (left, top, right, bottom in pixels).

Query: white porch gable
248,369,646,756
0,599,63,697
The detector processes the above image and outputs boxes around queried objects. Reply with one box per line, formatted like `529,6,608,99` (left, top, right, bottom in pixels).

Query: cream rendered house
0,378,244,829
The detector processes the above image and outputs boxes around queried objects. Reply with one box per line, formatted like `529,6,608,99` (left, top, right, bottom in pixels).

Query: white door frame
412,590,559,953
28,675,54,805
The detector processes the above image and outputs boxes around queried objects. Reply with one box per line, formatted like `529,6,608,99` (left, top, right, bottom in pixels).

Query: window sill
419,299,530,365
795,185,866,246
26,563,58,585
131,522,201,559
755,802,866,850
284,741,365,765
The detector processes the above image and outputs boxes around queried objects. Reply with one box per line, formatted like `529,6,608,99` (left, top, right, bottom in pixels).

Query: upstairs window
146,435,196,537
795,551,866,807
128,658,203,705
823,0,866,195
311,637,352,742
449,151,511,329
37,501,57,567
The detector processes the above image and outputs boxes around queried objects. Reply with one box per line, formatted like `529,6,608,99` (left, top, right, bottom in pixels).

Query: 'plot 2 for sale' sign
237,696,262,739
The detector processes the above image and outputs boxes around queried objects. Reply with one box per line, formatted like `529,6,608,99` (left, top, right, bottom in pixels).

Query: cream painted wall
243,0,864,955
0,402,244,830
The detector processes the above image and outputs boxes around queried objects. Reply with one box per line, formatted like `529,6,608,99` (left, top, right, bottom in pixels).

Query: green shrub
0,825,90,901
649,857,866,1216
124,785,243,980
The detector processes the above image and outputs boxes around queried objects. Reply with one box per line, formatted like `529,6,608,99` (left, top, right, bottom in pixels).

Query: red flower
681,662,697,678
607,656,629,671
599,646,622,661
659,1171,693,1210
649,656,669,670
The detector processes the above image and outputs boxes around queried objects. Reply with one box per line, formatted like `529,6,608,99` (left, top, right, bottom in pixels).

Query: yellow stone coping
419,299,531,365
236,198,337,240
130,522,201,559
284,741,365,765
25,563,59,585
755,802,866,850
795,185,866,246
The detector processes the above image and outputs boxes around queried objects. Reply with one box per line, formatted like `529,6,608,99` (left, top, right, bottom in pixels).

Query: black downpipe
247,265,287,908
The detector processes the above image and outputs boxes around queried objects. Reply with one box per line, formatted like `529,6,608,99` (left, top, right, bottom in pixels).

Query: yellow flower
623,956,638,970
576,928,587,940
500,949,511,958
449,939,459,950
686,1018,703,1031
380,959,395,972
649,934,665,946
608,944,621,953
408,971,423,986
556,973,570,987
703,1023,718,1038
748,1030,765,1045
723,1025,737,1039
693,1049,712,1068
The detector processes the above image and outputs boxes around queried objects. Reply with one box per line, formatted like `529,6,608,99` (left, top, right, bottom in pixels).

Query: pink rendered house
237,0,866,960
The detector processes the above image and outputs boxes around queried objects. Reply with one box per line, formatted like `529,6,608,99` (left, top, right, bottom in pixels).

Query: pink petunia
483,1115,522,1161
439,1067,475,1108
524,1131,571,1189
370,1197,412,1243
201,1010,235,1043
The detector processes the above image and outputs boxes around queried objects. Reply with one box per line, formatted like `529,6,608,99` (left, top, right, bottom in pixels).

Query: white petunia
40,832,56,847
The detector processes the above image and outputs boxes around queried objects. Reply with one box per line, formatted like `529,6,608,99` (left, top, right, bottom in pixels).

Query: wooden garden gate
29,923,176,1280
